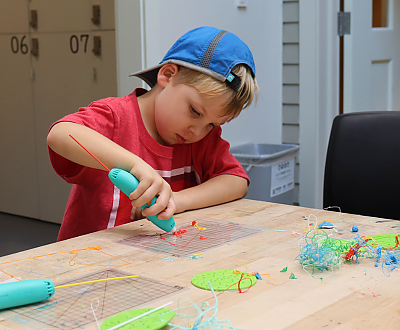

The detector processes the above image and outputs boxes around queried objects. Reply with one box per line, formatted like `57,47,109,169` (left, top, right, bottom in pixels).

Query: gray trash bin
230,143,299,205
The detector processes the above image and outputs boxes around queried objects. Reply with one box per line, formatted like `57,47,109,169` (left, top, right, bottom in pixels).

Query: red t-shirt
49,89,249,241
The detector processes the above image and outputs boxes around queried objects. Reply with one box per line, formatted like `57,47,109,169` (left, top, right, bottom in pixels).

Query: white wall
115,0,283,147
299,1,339,208
114,0,144,97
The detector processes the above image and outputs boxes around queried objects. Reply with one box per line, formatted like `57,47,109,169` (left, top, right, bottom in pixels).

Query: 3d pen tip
170,226,176,233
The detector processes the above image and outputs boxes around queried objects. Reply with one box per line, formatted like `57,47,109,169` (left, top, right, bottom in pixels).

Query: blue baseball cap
130,26,256,90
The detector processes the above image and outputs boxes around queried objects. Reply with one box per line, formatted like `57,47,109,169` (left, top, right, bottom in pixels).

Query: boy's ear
157,63,179,88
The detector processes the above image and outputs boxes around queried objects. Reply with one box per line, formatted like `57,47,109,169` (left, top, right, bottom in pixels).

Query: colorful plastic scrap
295,229,350,279
345,235,400,277
253,272,262,280
318,221,335,229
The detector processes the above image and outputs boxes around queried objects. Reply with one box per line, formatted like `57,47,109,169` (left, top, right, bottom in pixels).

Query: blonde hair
173,64,259,120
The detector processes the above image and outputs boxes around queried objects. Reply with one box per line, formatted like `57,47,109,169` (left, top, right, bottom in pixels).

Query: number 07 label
270,158,295,197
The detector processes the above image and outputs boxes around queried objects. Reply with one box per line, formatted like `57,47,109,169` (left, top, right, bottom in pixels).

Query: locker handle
93,36,101,56
31,38,39,57
30,10,38,29
92,5,101,25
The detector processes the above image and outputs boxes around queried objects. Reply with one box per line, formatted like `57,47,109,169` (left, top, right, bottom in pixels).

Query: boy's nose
189,125,206,138
188,125,197,136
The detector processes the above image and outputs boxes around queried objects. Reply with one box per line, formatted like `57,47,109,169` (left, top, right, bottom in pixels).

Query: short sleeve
192,126,249,185
48,100,115,183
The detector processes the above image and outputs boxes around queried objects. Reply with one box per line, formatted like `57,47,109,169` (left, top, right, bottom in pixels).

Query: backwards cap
130,26,256,90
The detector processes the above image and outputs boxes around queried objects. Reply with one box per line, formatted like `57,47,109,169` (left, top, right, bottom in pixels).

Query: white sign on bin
270,158,295,197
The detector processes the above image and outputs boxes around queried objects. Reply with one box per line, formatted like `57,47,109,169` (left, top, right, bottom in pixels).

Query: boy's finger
155,198,176,220
156,208,174,220
130,184,159,208
142,202,165,217
142,193,169,217
129,182,148,200
129,176,162,201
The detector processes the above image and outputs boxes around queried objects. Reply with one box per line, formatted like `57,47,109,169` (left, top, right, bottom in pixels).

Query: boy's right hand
128,161,176,220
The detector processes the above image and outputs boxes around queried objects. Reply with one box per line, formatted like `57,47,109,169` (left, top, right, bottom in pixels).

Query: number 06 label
270,158,295,197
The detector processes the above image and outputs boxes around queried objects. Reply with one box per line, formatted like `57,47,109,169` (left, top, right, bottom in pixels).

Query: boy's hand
128,161,176,220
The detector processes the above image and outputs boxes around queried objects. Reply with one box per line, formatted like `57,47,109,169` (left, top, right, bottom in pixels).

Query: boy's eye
190,107,215,129
191,107,200,116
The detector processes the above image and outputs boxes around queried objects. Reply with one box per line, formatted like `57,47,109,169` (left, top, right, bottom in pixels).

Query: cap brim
130,60,226,87
129,63,164,87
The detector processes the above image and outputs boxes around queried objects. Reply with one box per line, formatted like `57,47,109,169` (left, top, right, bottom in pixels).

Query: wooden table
1,199,400,330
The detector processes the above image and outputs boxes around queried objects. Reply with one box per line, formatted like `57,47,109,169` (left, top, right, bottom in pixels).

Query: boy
47,26,259,241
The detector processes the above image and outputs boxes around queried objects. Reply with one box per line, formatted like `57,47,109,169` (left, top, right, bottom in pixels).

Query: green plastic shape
191,269,257,291
367,234,400,249
100,308,175,330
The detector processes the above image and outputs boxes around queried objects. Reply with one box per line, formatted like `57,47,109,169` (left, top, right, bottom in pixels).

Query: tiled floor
0,212,60,257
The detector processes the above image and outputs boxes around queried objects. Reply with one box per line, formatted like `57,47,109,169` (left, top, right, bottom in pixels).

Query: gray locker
0,1,118,223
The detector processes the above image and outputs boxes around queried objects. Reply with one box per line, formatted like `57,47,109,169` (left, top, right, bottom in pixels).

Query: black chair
323,111,400,220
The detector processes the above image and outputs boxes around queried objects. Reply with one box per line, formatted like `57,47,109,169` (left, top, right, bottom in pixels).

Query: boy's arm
47,122,175,219
172,174,248,214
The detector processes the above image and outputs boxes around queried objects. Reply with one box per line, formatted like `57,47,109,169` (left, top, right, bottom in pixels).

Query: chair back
323,111,400,220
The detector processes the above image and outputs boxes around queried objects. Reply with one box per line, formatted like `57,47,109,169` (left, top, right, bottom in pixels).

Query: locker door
0,1,41,218
31,1,117,223
29,0,92,32
32,32,93,223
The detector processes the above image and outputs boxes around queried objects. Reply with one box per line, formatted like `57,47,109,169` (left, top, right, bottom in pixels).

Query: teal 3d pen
0,279,55,310
0,275,139,310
